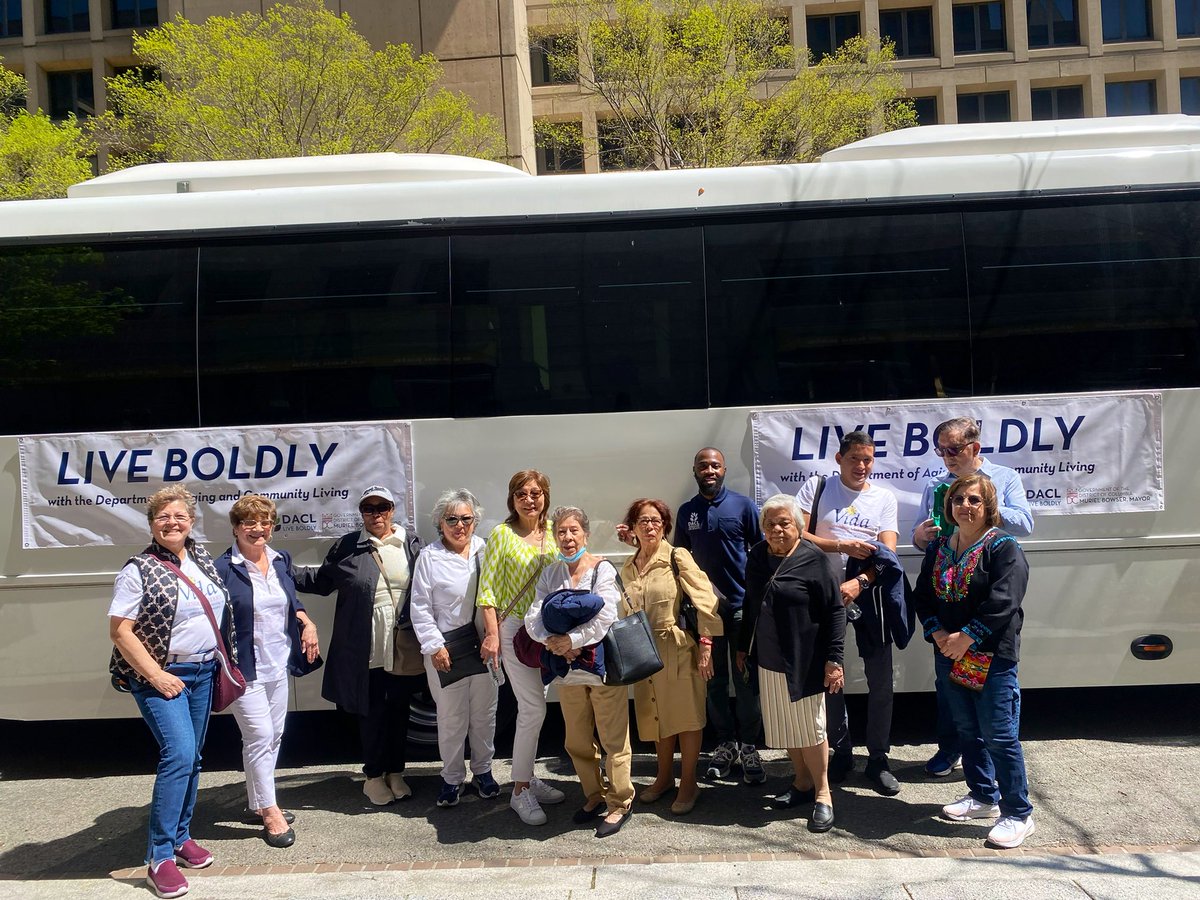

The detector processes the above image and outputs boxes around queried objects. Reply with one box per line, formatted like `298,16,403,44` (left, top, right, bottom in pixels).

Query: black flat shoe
243,808,296,825
595,809,631,838
808,802,835,833
572,803,607,825
773,786,816,809
262,826,296,848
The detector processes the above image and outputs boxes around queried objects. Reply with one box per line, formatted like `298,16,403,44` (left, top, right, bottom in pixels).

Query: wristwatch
856,574,870,591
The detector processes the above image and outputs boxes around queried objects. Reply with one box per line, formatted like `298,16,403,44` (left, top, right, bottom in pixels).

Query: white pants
500,615,548,783
231,675,289,810
424,655,499,785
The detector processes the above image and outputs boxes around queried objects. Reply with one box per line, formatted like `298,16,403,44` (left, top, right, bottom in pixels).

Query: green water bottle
932,481,956,538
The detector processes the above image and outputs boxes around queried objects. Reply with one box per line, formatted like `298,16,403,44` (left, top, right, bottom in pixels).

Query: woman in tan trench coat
619,498,722,815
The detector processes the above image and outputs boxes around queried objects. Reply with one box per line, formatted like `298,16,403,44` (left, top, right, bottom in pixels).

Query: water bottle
844,601,863,622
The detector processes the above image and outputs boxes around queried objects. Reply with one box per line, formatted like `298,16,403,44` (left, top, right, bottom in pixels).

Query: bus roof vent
67,152,529,198
820,114,1200,162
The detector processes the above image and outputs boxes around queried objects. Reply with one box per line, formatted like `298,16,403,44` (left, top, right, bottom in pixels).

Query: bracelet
698,636,713,646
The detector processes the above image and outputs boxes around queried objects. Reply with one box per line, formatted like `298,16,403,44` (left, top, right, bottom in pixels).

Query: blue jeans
934,669,964,759
131,660,215,865
706,607,762,745
935,653,1032,819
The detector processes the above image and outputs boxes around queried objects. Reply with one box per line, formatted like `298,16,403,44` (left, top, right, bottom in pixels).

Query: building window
535,121,584,174
45,0,89,33
880,8,935,57
1102,0,1151,40
530,33,575,87
1182,76,1200,112
1031,85,1084,118
1178,0,1200,36
112,0,158,29
1,0,22,38
807,13,861,62
1106,79,1157,114
911,95,939,124
957,90,1011,122
47,70,95,120
1028,0,1080,46
953,3,1006,53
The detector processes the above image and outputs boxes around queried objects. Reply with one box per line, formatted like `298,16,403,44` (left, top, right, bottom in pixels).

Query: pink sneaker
173,838,213,869
146,859,189,898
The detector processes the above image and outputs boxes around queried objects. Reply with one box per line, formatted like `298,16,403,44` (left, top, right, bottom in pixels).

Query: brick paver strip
106,841,1200,882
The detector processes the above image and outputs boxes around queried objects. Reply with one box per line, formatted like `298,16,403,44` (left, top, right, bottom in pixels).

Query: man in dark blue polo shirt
675,447,765,784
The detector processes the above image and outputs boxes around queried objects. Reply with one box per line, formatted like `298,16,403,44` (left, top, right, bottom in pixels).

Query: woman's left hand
697,644,714,681
824,662,844,693
545,634,573,657
940,631,975,661
300,621,320,663
432,647,451,672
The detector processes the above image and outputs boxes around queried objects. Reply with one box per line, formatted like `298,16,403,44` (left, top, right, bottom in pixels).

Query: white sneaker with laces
528,776,566,804
942,793,1000,821
510,787,548,825
988,814,1036,848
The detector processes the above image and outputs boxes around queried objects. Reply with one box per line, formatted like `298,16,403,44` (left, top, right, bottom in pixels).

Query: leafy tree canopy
95,0,505,167
0,61,95,200
535,0,916,169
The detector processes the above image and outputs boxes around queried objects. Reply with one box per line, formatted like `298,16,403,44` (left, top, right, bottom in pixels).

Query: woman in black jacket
738,494,845,833
295,485,423,806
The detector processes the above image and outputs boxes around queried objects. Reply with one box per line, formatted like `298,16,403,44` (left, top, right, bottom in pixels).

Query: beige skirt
760,667,827,749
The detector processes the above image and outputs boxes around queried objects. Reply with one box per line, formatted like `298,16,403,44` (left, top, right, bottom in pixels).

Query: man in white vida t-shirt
796,431,901,796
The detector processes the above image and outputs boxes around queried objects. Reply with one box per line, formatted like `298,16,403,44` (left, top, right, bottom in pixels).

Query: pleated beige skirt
760,667,827,749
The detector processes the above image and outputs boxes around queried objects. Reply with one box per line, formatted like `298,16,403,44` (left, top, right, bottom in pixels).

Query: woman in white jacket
408,488,500,808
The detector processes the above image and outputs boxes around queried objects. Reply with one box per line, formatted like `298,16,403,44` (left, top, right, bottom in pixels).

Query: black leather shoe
773,785,816,809
595,809,631,838
572,803,606,825
808,802,835,833
262,826,296,848
243,808,296,825
865,758,901,796
828,752,854,783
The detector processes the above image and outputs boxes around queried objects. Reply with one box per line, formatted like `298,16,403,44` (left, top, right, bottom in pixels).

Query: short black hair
838,431,874,456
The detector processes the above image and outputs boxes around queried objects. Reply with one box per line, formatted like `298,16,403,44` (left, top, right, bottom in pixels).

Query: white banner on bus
752,392,1163,536
19,422,414,549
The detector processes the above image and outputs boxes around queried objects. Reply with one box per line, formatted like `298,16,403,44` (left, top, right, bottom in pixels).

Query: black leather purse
437,555,488,688
670,548,700,641
603,573,664,686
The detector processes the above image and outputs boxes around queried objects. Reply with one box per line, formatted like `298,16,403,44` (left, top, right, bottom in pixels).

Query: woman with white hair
408,488,501,808
737,493,846,833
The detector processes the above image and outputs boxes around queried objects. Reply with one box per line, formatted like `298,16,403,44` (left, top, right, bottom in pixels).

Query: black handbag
670,548,700,640
437,555,488,688
603,573,664,686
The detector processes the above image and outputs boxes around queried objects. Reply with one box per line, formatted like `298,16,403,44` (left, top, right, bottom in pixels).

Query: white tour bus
1,115,1197,723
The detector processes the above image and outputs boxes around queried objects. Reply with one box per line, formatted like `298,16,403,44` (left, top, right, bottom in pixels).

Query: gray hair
759,493,806,531
431,489,484,532
147,485,197,527
550,505,590,534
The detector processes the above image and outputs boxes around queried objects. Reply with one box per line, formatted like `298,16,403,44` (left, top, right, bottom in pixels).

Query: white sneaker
510,787,548,825
528,776,566,805
989,814,1036,848
386,772,412,800
942,793,1000,821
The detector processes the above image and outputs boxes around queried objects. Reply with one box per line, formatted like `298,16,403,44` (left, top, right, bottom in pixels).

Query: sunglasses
934,442,974,458
950,495,984,507
360,503,393,515
444,515,476,527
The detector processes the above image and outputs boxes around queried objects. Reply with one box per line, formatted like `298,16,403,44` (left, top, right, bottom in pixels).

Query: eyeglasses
934,443,973,458
636,516,663,527
950,495,984,507
153,514,191,524
360,504,393,515
237,519,274,529
444,515,476,527
514,490,544,502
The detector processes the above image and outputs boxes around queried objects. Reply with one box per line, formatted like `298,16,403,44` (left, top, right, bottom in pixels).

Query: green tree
535,0,915,169
93,0,505,167
0,62,96,200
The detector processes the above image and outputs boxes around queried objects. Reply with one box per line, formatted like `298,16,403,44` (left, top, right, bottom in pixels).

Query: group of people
108,415,1037,900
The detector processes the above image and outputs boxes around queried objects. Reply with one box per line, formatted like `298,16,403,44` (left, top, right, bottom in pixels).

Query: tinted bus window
964,200,1200,393
197,235,451,426
0,243,198,434
450,227,707,416
704,212,972,406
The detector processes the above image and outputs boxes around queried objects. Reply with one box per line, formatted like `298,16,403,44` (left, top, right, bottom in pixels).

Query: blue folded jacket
538,588,606,684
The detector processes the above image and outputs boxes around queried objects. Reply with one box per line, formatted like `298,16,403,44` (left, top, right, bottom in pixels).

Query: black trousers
358,668,423,777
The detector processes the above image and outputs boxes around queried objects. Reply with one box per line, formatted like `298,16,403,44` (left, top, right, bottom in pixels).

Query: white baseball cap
359,485,395,506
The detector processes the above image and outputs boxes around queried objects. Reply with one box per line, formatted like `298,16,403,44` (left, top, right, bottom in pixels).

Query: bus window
964,199,1200,394
0,243,198,435
450,226,707,417
704,212,972,407
196,234,452,426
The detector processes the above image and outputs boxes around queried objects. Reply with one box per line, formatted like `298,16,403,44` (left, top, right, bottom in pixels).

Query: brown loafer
638,783,674,804
670,794,697,816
